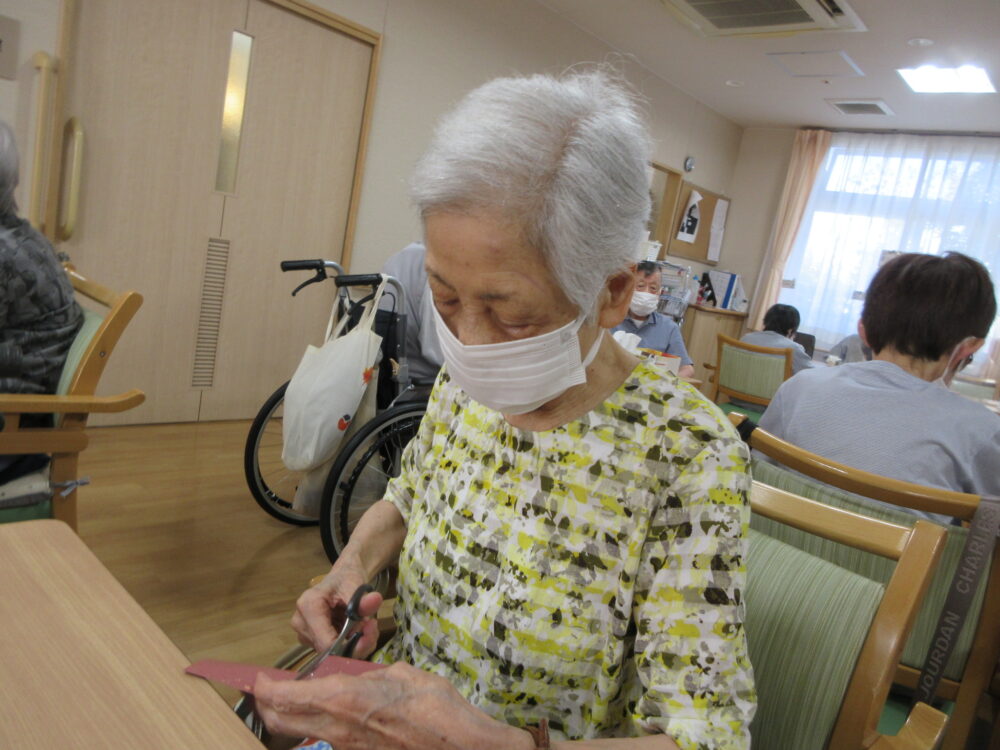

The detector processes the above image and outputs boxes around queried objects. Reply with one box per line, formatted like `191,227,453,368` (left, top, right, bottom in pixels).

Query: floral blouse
374,359,756,749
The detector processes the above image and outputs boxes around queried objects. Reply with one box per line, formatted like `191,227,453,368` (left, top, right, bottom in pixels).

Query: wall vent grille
192,238,230,388
828,99,894,116
660,0,865,36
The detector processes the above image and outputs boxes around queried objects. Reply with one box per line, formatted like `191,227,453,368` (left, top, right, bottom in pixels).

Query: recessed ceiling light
897,65,996,93
725,80,744,87
906,38,934,47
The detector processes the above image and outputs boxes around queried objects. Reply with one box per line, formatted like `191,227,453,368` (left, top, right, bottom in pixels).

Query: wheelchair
243,259,430,564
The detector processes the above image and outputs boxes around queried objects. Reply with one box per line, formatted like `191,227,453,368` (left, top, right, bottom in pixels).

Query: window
777,132,1000,374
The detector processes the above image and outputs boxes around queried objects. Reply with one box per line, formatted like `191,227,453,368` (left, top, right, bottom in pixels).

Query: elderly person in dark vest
255,70,756,750
0,121,82,483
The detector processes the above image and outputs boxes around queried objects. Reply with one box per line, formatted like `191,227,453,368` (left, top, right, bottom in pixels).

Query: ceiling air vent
827,99,894,116
660,0,866,37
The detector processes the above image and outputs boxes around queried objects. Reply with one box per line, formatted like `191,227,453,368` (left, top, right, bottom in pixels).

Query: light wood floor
76,420,330,703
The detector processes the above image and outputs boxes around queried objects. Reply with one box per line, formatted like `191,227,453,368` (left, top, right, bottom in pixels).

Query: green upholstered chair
748,481,947,749
733,414,1000,750
708,333,793,421
0,265,144,530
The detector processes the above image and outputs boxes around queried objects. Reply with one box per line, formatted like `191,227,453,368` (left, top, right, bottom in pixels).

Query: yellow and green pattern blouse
375,359,756,749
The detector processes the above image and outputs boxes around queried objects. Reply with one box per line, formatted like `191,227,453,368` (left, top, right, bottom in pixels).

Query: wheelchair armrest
0,389,145,414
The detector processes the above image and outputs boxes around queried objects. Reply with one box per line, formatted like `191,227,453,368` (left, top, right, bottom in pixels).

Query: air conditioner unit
659,0,866,37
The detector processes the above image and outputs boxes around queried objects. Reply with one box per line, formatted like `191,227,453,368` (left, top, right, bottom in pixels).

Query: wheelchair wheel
320,401,426,562
244,381,318,526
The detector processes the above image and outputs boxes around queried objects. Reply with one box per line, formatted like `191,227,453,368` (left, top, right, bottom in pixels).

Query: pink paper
186,655,386,694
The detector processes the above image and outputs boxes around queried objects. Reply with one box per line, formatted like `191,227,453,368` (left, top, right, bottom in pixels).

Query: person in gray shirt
379,242,443,386
828,333,872,364
760,252,999,523
741,303,815,374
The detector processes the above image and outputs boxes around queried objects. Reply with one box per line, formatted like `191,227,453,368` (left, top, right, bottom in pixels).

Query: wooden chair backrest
59,265,143,427
732,413,977,519
750,481,946,749
734,413,1000,750
713,333,794,407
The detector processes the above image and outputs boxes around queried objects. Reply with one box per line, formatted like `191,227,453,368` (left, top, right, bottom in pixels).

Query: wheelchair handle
280,259,345,274
334,273,383,288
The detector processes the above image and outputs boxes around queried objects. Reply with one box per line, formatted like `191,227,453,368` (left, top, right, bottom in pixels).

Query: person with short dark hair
760,252,1000,522
740,303,815,375
611,260,695,378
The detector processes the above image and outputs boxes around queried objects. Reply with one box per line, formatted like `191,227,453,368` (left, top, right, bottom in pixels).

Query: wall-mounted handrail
57,117,83,241
28,52,56,229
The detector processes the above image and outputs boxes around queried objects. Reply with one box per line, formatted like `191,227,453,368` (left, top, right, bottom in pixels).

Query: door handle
58,117,84,241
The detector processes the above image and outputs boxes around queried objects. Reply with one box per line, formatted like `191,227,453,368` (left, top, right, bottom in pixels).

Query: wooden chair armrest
703,363,716,371
868,702,948,750
0,389,145,414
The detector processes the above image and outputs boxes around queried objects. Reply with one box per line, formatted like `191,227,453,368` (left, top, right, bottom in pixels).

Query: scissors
244,582,376,742
294,582,375,680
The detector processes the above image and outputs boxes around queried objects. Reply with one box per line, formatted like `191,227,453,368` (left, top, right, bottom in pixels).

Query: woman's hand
291,552,383,658
254,662,534,750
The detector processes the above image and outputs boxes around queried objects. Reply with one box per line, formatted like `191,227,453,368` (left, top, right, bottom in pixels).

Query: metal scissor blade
294,583,373,680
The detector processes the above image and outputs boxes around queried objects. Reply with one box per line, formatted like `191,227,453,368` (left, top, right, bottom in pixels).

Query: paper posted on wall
676,190,703,243
708,198,729,262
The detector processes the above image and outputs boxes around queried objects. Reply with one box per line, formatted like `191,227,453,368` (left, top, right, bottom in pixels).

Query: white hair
410,68,652,317
0,121,18,217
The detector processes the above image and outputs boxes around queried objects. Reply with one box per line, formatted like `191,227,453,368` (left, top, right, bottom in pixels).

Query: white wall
306,0,745,272
723,127,796,299
0,0,60,211
2,0,759,277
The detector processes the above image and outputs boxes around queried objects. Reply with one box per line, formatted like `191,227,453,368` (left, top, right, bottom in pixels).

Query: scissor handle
341,631,363,659
293,583,377,680
344,583,375,622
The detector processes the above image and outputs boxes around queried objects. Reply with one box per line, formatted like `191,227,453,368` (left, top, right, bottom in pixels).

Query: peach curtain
748,129,832,330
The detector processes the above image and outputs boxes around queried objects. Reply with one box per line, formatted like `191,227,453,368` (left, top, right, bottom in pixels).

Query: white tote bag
290,363,379,515
282,281,385,472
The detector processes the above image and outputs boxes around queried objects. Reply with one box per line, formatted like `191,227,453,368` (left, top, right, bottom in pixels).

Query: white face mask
934,337,976,388
629,291,660,318
433,307,605,415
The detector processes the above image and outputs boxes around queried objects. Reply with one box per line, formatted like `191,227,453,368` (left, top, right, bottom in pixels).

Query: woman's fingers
294,582,382,653
350,617,382,660
295,589,341,651
254,674,338,740
358,590,383,618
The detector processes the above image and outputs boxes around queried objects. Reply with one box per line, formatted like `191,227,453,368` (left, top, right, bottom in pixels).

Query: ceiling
534,0,1000,134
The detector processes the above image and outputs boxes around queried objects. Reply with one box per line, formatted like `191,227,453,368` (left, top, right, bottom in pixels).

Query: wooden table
0,520,263,748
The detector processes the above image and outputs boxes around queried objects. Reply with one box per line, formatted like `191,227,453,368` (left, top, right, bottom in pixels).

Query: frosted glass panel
215,31,253,194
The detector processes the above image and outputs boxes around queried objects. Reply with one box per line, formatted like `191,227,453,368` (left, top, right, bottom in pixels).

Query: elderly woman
0,120,83,483
256,70,755,750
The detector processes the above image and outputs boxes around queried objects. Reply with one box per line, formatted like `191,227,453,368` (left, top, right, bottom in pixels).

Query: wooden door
198,0,372,420
56,0,376,424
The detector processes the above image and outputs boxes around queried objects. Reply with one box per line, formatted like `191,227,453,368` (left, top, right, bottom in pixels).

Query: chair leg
49,453,78,532
991,707,1000,750
940,584,1000,750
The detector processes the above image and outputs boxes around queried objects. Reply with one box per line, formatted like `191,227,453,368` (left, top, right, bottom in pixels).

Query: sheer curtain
774,131,1000,377
749,129,831,330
